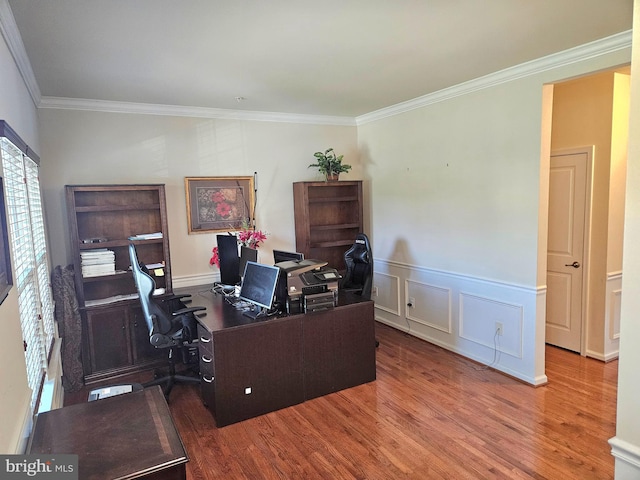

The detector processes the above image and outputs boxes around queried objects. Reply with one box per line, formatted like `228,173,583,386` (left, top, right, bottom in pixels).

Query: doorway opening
543,66,629,360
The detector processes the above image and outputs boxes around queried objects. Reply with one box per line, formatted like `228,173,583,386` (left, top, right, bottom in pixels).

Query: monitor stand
242,305,265,320
213,282,238,296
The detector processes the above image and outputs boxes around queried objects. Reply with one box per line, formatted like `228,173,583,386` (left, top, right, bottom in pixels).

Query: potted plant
309,148,351,181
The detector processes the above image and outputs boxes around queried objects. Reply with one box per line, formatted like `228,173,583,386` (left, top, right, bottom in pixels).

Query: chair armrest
171,306,206,316
165,294,192,301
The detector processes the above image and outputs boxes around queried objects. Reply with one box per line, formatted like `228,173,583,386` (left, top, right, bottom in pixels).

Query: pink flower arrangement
209,246,220,268
237,228,268,249
209,226,268,268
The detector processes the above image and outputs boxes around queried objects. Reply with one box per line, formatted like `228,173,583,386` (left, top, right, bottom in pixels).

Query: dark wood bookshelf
65,184,171,383
293,181,363,271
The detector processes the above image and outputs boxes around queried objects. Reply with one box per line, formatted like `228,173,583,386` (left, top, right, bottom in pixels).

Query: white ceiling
4,0,634,119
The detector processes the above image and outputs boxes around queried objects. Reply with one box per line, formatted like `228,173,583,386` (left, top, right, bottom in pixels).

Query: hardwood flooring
66,323,618,479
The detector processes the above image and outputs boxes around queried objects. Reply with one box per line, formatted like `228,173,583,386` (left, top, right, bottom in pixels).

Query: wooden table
179,286,377,427
28,386,188,480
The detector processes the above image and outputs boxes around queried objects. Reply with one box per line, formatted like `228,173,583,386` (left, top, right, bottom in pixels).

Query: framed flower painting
185,176,255,234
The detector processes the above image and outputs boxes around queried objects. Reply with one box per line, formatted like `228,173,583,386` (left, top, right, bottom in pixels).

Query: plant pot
325,173,340,182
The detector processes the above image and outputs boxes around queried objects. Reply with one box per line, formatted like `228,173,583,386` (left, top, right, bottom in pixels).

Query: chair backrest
341,233,373,299
128,243,176,345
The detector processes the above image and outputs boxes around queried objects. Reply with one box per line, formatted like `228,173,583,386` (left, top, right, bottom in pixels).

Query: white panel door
546,151,588,352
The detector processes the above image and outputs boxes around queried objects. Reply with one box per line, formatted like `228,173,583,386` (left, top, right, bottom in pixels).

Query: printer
274,259,340,314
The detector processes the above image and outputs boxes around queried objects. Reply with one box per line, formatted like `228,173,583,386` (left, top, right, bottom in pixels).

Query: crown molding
38,96,357,126
0,0,41,106
356,30,632,126
1,0,630,128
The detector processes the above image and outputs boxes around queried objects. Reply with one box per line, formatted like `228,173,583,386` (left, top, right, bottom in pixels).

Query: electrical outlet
372,286,379,297
408,297,416,308
495,322,503,336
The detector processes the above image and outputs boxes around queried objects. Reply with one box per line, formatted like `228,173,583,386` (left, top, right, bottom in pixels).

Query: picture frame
185,176,255,234
0,177,13,305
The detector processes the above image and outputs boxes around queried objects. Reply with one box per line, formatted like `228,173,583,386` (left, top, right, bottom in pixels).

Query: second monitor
273,249,304,264
217,234,241,286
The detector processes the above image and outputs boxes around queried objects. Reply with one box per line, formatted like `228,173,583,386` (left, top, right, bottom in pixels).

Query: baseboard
374,317,546,386
585,349,620,362
173,273,217,289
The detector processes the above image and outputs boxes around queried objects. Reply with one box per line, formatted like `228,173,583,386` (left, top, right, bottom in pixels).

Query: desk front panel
213,316,304,427
302,300,376,399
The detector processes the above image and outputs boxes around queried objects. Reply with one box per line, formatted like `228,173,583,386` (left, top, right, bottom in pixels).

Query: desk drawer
197,324,215,412
197,325,213,353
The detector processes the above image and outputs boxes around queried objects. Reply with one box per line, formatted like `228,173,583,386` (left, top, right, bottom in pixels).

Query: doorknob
564,261,580,268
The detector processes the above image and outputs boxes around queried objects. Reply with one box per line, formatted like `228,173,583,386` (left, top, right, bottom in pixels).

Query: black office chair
341,233,373,300
128,243,205,398
340,233,378,348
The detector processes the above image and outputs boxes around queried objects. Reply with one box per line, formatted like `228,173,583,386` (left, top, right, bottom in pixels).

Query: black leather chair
341,233,373,299
128,243,205,398
341,233,378,347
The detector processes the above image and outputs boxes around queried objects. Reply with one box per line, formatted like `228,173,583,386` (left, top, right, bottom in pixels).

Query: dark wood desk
28,386,188,480
179,287,376,427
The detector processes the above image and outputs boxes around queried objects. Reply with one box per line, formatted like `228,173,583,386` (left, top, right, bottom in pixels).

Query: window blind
1,134,54,412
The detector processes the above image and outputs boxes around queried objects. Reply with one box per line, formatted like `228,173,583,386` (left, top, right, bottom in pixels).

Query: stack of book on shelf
81,249,115,277
129,232,163,241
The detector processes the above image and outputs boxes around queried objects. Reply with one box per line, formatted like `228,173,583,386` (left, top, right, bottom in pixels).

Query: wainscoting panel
372,259,542,385
459,292,523,358
406,279,451,334
610,289,622,341
604,271,622,361
372,272,401,316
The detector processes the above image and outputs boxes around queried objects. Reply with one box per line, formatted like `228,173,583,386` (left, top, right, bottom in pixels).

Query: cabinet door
85,306,132,373
130,306,164,364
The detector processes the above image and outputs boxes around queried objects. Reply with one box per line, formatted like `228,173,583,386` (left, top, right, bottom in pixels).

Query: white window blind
1,134,55,412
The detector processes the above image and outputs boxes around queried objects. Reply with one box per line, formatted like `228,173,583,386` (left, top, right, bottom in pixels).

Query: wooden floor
66,323,618,479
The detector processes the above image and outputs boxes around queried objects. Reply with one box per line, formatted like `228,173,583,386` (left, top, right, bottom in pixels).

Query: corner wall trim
609,436,640,471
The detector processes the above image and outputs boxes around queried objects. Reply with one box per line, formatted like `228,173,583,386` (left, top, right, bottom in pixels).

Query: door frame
548,146,594,356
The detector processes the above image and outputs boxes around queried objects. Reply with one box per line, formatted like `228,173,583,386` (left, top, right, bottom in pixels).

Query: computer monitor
239,246,258,278
273,249,304,264
217,234,241,286
239,261,280,318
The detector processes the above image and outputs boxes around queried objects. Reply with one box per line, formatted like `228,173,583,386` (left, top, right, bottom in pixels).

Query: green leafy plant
308,148,351,179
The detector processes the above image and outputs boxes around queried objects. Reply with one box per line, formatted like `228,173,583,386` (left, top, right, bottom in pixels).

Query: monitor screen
273,249,304,264
239,261,280,310
217,234,240,286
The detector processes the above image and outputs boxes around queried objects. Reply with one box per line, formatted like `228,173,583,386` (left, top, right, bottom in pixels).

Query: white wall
610,2,640,477
0,28,39,453
358,43,631,384
38,109,358,285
